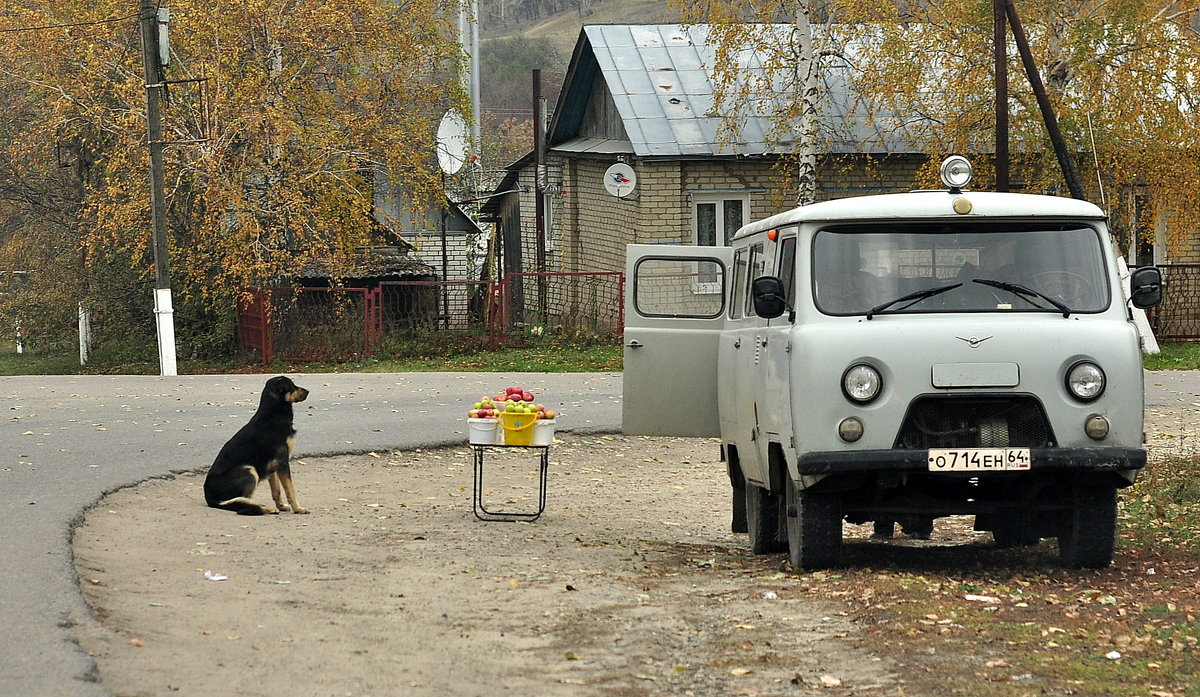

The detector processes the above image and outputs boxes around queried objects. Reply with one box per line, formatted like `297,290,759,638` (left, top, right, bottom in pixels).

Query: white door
623,244,731,437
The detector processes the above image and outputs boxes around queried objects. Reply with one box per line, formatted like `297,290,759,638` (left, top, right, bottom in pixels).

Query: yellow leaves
5,0,465,325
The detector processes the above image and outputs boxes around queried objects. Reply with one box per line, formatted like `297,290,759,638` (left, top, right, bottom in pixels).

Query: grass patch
1,338,1194,375
0,352,85,375
0,342,622,375
1145,342,1200,371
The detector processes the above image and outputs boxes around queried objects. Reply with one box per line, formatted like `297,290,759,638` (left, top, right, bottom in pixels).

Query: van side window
730,249,748,319
745,243,765,317
634,256,726,318
777,236,797,306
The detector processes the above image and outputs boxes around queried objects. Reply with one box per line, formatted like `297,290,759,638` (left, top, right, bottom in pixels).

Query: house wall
399,232,474,282
539,152,927,274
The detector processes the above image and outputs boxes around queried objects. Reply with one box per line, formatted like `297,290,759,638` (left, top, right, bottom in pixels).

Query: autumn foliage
0,1,466,357
675,0,1200,255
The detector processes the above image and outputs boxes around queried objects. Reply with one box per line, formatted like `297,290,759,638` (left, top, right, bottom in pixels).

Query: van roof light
768,229,778,242
940,156,973,191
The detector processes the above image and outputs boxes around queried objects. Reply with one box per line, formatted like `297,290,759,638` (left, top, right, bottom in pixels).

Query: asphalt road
3,369,1198,697
0,372,622,697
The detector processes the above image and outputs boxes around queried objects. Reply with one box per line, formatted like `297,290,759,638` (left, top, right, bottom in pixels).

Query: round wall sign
603,163,637,198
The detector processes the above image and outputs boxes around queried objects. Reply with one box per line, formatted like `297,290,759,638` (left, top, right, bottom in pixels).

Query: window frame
692,192,750,295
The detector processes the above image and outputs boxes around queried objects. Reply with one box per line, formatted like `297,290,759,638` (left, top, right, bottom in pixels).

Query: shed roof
548,23,921,158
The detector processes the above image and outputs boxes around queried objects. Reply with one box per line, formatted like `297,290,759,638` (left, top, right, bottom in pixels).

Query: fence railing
498,272,624,346
238,271,625,366
238,287,381,364
1145,264,1200,341
237,264,1197,365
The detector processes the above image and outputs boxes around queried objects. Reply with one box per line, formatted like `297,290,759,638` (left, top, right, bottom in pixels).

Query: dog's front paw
292,507,310,515
277,503,292,512
264,507,280,515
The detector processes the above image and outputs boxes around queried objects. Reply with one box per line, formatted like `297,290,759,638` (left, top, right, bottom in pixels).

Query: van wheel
1057,485,1117,569
745,483,785,554
785,472,843,570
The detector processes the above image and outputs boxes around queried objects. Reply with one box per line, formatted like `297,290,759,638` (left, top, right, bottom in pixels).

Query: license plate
927,448,1031,471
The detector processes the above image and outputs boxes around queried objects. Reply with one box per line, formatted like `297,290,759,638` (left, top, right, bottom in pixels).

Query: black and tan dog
204,376,310,515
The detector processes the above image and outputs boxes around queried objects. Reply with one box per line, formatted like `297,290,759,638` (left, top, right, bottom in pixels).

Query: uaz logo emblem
956,335,993,348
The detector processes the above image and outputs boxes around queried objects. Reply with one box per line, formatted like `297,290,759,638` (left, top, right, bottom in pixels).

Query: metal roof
548,24,922,158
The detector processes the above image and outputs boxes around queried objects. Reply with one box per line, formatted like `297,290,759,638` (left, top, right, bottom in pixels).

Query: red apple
521,391,535,402
543,409,556,420
468,409,480,418
507,386,523,395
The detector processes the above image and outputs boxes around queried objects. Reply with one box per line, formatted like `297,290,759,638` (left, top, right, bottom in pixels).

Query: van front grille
894,395,1054,449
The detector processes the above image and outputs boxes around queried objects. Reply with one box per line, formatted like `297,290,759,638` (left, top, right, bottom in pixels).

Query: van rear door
623,244,731,437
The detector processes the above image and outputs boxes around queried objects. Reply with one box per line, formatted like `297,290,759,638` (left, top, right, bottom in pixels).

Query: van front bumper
797,447,1145,476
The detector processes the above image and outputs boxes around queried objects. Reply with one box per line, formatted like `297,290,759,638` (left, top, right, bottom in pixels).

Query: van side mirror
751,275,789,319
1129,266,1163,309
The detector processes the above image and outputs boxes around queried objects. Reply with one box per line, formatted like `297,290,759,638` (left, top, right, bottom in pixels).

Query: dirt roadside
71,407,1192,697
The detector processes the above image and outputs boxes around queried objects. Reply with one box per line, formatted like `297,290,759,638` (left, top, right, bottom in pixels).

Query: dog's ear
266,376,291,396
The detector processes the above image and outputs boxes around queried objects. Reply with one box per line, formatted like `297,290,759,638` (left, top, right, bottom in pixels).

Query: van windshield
812,223,1110,316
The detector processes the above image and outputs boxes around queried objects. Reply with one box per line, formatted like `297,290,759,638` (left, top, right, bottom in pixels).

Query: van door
623,244,731,437
757,233,797,473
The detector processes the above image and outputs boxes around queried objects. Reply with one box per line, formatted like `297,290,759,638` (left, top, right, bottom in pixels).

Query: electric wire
0,13,139,33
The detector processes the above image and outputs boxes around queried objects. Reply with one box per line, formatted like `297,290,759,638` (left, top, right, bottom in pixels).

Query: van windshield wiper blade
866,282,962,320
972,278,1072,317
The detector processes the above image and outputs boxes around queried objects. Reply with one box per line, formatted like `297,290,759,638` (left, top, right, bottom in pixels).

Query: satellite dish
436,109,470,175
603,163,637,197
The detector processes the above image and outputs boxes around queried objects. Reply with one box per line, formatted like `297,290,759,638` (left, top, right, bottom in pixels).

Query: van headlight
1066,361,1105,402
843,363,882,404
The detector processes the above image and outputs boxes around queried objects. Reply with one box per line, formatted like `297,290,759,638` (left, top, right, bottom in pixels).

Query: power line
0,13,138,33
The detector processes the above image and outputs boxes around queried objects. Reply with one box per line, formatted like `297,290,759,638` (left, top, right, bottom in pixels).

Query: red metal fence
238,287,381,364
238,271,625,366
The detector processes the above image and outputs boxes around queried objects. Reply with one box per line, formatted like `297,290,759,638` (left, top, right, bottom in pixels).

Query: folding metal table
470,444,550,521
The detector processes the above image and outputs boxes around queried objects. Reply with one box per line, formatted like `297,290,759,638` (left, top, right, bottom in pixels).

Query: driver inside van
817,255,880,313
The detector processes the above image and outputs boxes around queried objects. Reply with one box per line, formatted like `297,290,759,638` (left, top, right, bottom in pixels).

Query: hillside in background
478,0,676,117
482,0,678,60
475,0,677,168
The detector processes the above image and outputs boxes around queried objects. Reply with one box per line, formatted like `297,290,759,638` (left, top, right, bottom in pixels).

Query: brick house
480,24,929,292
480,23,1196,339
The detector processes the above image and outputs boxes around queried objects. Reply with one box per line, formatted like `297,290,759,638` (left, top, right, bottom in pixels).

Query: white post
78,303,92,365
154,288,178,375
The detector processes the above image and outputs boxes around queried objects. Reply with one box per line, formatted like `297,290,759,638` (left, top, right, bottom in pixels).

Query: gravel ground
71,408,1189,697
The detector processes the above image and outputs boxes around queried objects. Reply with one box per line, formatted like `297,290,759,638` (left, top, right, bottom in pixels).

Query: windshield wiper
866,282,962,320
972,278,1072,317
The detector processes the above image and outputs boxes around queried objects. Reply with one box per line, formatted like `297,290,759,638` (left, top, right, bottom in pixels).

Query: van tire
785,472,843,570
1057,484,1117,569
745,483,785,554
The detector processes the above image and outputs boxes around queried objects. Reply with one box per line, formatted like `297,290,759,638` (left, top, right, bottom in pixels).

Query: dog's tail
208,497,269,515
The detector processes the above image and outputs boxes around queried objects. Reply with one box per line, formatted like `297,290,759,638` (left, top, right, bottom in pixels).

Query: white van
623,157,1163,570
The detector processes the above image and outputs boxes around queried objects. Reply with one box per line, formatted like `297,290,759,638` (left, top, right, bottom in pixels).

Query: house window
693,193,749,247
693,193,749,292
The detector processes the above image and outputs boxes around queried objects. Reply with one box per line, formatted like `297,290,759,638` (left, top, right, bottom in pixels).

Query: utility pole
139,0,177,375
994,0,1009,191
1006,0,1085,200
